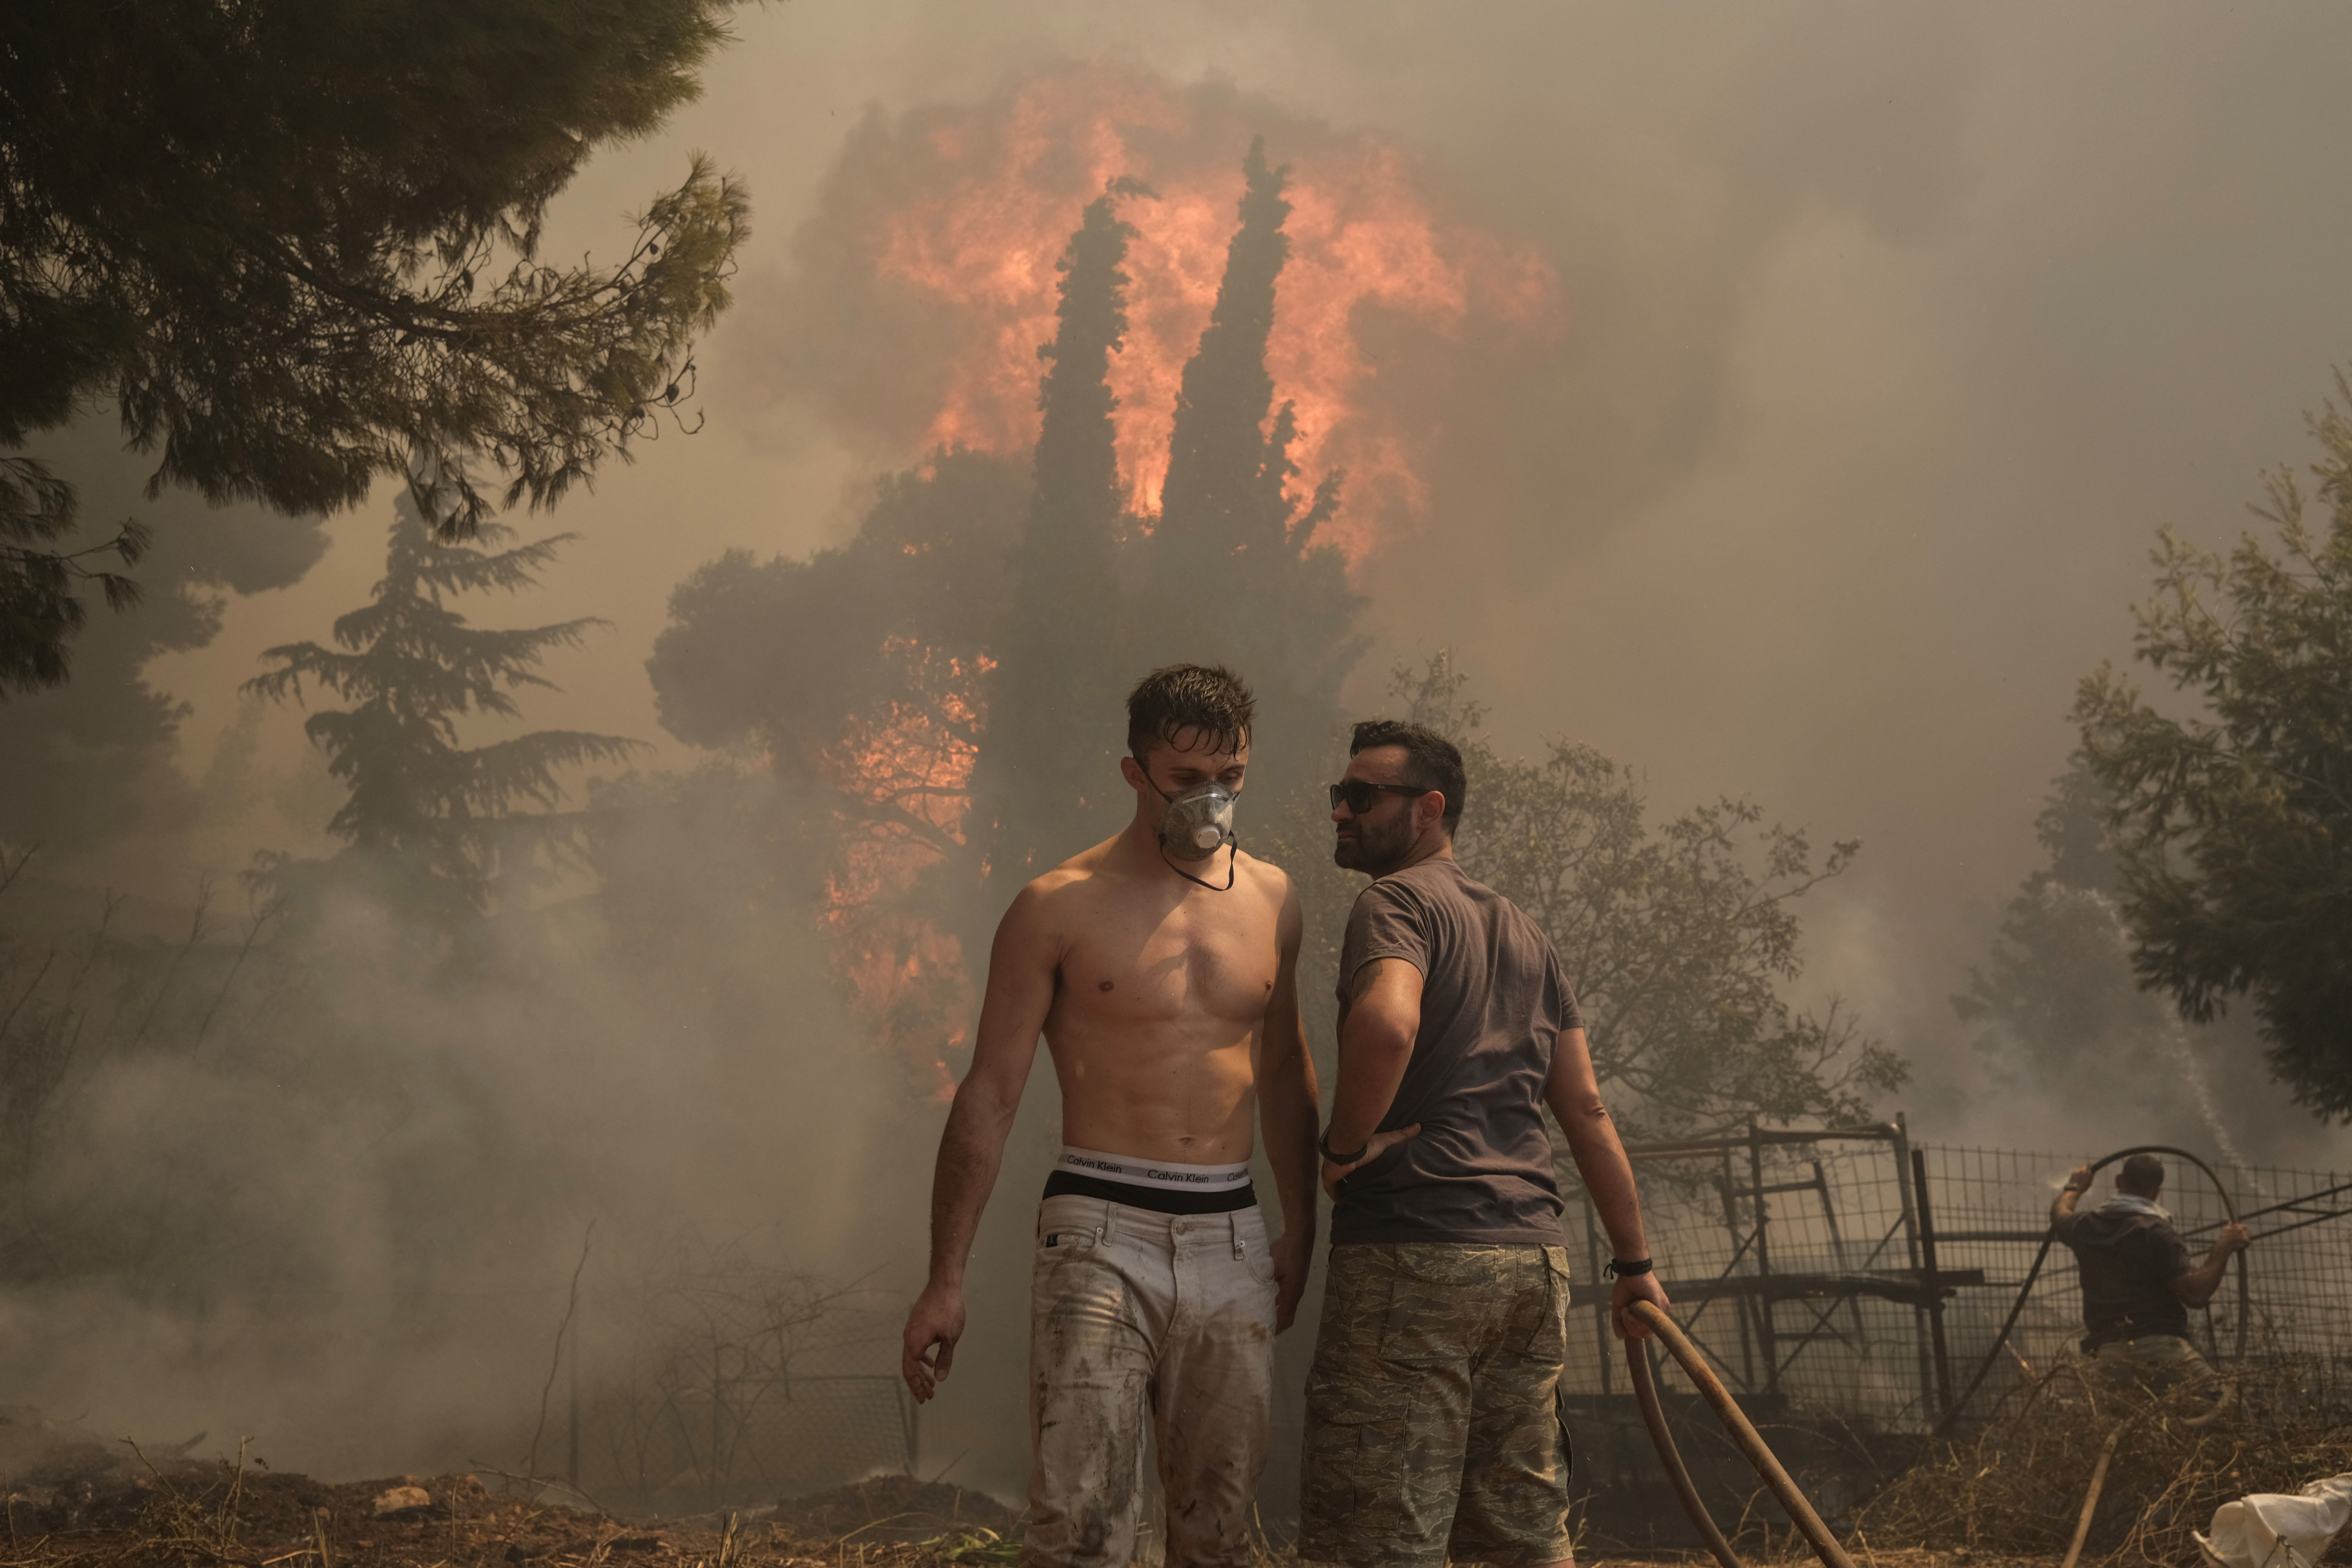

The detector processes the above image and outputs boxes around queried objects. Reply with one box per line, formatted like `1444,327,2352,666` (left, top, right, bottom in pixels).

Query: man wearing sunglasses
900,664,1319,1568
1300,719,1668,1568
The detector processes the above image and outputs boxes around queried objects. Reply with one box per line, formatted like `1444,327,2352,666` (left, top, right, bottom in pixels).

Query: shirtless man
900,663,1319,1568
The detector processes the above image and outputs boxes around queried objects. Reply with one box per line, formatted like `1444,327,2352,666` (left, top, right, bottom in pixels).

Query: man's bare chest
1056,900,1278,1028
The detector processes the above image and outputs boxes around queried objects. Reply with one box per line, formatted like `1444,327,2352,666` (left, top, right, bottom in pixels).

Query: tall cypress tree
247,476,641,928
1158,140,1290,565
968,184,1148,897
1141,139,1361,804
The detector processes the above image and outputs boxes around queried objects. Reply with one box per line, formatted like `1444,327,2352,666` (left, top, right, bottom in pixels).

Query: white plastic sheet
2197,1473,2352,1568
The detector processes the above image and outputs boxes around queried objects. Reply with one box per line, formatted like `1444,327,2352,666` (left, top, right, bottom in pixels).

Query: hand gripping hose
1624,1298,1857,1568
1932,1143,2247,1437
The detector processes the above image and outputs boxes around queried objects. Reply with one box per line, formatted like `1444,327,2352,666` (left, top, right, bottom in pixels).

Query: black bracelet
1605,1257,1654,1279
1319,1128,1369,1165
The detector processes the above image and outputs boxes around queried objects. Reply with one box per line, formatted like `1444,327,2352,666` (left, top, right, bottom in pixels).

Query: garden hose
1932,1144,2247,1436
1624,1298,1858,1568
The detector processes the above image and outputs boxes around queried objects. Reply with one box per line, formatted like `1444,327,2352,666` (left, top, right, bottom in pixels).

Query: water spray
1934,1142,2248,1437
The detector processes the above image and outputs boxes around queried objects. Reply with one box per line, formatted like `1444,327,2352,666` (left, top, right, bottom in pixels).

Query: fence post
1890,1113,1934,1419
1719,1146,1757,1390
1909,1145,1955,1424
1749,1123,1780,1396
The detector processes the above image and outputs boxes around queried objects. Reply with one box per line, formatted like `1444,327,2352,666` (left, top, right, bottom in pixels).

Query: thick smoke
10,0,2352,1513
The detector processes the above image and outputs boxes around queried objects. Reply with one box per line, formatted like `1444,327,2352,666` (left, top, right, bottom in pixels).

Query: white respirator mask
1136,761,1239,891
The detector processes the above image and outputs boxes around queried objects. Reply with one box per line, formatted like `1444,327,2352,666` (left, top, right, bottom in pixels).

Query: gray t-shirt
1331,856,1582,1246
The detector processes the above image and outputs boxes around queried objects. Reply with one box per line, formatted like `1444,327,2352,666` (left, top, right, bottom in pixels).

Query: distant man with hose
2052,1153,2249,1388
1300,719,1668,1568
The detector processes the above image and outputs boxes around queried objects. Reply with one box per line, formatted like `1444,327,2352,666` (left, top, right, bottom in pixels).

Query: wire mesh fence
1561,1125,2352,1434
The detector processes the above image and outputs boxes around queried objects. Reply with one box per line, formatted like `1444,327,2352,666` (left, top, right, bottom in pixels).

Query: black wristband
1605,1257,1654,1279
1319,1128,1370,1165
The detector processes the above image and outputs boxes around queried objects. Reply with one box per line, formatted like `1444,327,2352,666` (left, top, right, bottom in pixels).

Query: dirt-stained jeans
1022,1193,1277,1568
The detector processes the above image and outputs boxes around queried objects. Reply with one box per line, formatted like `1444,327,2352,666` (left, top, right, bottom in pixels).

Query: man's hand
1320,1124,1421,1200
2217,1220,2251,1255
2065,1164,2095,1193
1271,1230,1313,1332
1611,1270,1671,1341
901,1282,966,1403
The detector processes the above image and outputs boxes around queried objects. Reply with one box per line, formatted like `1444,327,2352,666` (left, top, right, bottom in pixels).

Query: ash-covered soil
0,1461,1023,1568
0,1447,2066,1568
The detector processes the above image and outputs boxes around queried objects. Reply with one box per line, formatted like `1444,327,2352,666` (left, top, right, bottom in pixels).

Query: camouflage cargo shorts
2085,1332,2217,1395
1299,1242,1575,1568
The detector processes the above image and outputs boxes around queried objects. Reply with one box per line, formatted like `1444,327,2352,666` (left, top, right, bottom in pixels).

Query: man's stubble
1334,810,1416,879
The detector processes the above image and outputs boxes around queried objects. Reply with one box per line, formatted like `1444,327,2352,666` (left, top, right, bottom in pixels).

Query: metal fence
1561,1122,2352,1433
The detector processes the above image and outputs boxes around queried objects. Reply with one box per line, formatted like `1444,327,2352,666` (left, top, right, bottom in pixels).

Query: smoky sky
22,0,2352,1379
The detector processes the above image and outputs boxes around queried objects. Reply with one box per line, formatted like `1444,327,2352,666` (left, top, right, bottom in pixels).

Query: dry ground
0,1456,2069,1568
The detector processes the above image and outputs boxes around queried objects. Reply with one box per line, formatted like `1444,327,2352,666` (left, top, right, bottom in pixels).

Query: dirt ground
0,1455,2073,1568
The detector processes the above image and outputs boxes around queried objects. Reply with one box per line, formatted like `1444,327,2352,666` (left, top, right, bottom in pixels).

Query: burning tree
965,184,1150,903
1139,135,1359,778
248,476,642,933
646,450,1028,1088
649,144,1372,1090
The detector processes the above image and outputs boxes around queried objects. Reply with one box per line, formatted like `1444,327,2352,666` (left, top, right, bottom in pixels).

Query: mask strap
1132,752,1171,802
1162,839,1237,893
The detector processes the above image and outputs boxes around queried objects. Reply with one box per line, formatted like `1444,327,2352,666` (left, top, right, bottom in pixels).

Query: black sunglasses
1329,779,1432,813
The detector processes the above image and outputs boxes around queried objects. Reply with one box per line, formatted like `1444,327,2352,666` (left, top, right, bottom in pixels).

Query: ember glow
870,65,1563,562
818,637,991,1098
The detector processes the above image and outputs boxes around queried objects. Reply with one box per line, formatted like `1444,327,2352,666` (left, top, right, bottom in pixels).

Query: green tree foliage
968,184,1150,898
247,477,641,926
0,425,331,854
2075,391,2352,1117
1393,653,1904,1136
0,458,146,694
0,1,751,695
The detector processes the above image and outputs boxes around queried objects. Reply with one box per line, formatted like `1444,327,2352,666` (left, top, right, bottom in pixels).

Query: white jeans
1023,1192,1277,1568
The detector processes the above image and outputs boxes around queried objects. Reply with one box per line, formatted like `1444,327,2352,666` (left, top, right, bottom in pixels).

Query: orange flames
815,637,992,1099
797,68,1565,1093
870,65,1562,562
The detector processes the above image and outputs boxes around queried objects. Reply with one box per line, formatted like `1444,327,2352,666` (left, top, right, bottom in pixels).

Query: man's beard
1333,813,1415,876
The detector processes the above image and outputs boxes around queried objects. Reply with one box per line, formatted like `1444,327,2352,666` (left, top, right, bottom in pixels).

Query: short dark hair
1127,664,1255,760
2117,1154,2166,1196
1350,719,1466,834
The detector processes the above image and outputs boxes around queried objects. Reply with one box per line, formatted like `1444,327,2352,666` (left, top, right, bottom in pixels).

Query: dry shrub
1856,1361,2352,1564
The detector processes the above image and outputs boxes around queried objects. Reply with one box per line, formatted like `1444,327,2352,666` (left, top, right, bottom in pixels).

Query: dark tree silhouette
1,2,750,695
1139,139,1361,804
644,447,1027,1086
966,183,1151,899
247,476,641,926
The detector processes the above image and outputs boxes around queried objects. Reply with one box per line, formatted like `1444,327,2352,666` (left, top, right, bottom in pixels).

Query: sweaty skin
900,731,1320,1401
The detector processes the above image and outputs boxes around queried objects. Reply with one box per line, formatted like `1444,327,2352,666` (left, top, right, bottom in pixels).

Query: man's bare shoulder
1233,846,1294,903
1008,833,1132,907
